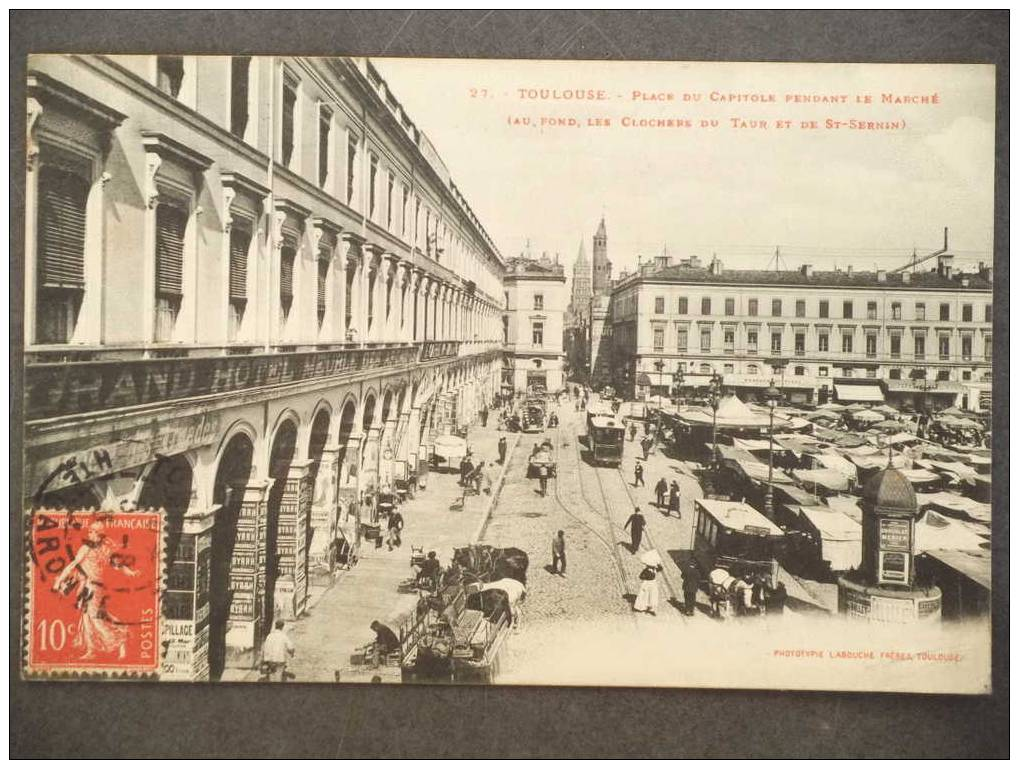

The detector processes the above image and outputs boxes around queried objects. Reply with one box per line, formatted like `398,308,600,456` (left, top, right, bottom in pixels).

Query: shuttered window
280,241,296,318
229,226,250,303
37,165,88,290
317,251,329,329
155,203,187,297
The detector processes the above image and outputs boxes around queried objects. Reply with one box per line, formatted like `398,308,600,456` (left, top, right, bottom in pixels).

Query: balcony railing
26,341,487,421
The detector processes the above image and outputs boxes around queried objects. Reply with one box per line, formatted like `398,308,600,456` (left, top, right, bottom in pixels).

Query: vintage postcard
20,54,994,694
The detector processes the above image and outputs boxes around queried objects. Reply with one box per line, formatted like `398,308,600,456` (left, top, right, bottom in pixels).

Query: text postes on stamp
26,509,164,677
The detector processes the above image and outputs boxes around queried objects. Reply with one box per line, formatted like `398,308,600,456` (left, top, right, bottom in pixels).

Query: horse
452,544,529,586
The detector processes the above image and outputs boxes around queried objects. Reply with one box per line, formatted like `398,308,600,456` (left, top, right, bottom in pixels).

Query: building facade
23,54,506,680
502,254,567,393
608,256,992,409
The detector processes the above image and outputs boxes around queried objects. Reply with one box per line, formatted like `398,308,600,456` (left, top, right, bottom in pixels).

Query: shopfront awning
834,383,885,402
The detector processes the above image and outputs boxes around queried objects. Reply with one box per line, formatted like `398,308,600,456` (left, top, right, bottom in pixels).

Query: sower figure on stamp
52,520,137,661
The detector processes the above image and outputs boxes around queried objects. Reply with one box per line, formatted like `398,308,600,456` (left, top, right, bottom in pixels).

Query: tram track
551,415,632,601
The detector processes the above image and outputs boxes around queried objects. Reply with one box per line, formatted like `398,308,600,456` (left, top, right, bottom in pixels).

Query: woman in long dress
633,564,662,615
52,520,138,660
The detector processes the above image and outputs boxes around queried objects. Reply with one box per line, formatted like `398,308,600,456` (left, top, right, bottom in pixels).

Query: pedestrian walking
497,436,508,464
668,480,681,518
386,507,404,551
260,619,295,682
538,464,548,497
624,507,646,552
640,436,653,460
654,477,668,509
633,461,645,487
633,563,662,615
681,561,701,616
629,422,637,441
480,407,489,427
459,455,472,485
551,530,566,575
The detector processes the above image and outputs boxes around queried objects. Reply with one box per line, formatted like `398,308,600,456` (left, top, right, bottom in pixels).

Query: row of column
338,232,501,345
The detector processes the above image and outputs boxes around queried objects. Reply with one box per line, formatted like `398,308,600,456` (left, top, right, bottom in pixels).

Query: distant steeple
592,215,611,295
574,237,588,267
595,215,607,239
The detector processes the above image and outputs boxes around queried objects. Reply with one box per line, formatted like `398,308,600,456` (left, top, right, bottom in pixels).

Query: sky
373,58,996,281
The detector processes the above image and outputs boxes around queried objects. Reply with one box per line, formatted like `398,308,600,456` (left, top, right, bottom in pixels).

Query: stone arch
264,417,299,634
336,396,358,489
137,452,196,574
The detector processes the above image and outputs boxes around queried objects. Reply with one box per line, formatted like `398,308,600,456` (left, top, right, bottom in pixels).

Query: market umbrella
870,419,907,432
940,416,983,430
871,404,899,417
818,402,847,411
852,409,884,423
845,404,869,414
640,549,663,567
805,409,841,421
433,434,468,459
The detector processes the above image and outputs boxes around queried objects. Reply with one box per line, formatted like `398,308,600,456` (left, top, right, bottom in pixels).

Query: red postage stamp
25,509,164,677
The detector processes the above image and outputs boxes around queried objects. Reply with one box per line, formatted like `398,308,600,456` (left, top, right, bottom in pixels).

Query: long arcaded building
23,55,506,680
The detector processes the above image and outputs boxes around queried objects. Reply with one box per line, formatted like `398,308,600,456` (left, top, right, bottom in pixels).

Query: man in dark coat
386,507,404,551
480,407,489,427
681,561,701,616
654,477,668,509
633,462,645,487
551,530,566,576
624,507,646,553
497,436,508,464
668,480,681,518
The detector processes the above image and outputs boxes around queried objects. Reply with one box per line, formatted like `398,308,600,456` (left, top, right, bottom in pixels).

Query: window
532,321,544,346
892,302,901,320
368,154,378,219
653,327,664,352
914,333,925,359
502,315,509,344
228,224,251,341
818,333,829,352
794,332,805,356
676,327,688,352
280,239,296,322
401,185,409,239
701,297,711,315
318,106,332,187
316,254,329,331
654,296,665,314
962,370,972,381
937,369,950,381
725,298,735,316
230,57,251,139
677,297,688,314
961,335,972,360
818,300,829,318
747,331,758,353
36,164,89,344
772,364,783,375
771,298,782,317
867,301,877,320
842,300,853,319
940,303,950,321
794,365,805,376
841,332,853,354
915,302,926,321
795,300,806,318
889,369,901,380
700,328,712,352
962,303,972,322
346,135,358,205
157,56,184,98
866,368,878,379
724,329,735,353
866,333,877,358
534,293,544,310
281,74,297,169
770,331,782,355
154,202,187,342
748,298,758,317
699,363,711,374
985,304,992,323
747,364,759,375
818,366,829,377
984,335,992,361
386,173,394,230
842,367,854,378
938,335,950,360
890,334,901,358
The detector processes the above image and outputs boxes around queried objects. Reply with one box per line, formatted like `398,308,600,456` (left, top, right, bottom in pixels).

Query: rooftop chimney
937,253,955,279
901,271,911,284
801,264,813,277
846,265,853,275
877,270,887,283
709,255,723,276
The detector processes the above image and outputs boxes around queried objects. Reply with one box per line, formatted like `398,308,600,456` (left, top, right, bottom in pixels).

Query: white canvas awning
834,384,885,402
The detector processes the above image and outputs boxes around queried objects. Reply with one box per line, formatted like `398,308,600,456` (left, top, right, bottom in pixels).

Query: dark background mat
10,10,1009,759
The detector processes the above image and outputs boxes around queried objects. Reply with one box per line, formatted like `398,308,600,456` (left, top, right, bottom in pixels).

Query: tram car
692,498,786,580
587,415,625,467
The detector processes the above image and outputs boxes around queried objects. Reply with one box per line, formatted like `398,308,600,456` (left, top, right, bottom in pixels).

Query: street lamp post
707,370,723,472
763,378,782,521
653,358,665,418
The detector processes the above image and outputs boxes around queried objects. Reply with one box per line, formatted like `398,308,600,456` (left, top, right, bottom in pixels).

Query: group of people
459,454,492,496
708,568,787,618
653,477,682,517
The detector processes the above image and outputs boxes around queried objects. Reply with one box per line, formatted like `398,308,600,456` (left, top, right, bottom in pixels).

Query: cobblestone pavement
256,421,515,683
